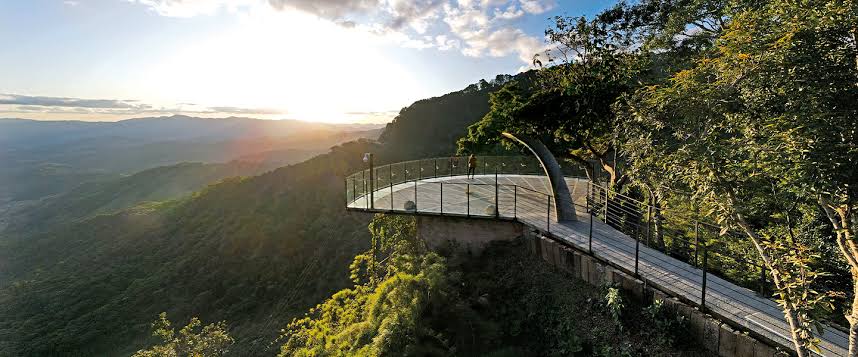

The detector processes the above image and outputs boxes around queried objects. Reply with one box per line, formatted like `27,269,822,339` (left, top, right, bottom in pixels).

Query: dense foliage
0,75,536,356
0,140,380,356
2,161,273,236
278,215,709,356
458,0,857,354
133,313,234,357
380,73,534,159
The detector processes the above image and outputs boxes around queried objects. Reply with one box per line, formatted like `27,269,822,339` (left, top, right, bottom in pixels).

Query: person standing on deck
467,154,477,179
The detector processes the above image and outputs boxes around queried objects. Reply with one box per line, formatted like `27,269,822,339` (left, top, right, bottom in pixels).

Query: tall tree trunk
840,257,858,357
819,197,858,357
732,211,810,357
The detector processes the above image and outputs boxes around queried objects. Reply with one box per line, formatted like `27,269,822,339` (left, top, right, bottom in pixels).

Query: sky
0,0,616,124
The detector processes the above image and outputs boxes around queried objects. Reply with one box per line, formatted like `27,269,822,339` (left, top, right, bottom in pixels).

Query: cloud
266,0,379,20
0,94,149,109
520,0,555,14
493,5,524,20
128,0,555,65
0,94,284,116
128,0,260,17
208,106,284,115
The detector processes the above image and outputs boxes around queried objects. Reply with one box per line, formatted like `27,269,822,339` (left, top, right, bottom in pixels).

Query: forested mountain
1,161,276,236
0,140,380,356
0,116,381,202
0,75,515,356
379,73,532,158
0,115,379,151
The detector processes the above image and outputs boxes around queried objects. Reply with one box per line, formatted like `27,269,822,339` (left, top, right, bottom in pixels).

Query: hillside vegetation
0,73,510,356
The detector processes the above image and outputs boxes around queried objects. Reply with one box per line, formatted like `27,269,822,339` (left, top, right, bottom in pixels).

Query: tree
277,214,454,356
460,15,644,187
620,0,857,352
132,313,234,357
724,0,858,353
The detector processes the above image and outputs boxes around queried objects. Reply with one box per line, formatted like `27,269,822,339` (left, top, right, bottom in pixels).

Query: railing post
368,155,374,209
603,186,609,221
646,204,652,246
414,180,418,210
467,183,470,217
589,210,594,254
701,243,708,308
547,196,551,233
759,265,767,295
635,220,641,277
513,185,517,218
389,166,393,210
363,170,368,209
694,221,700,267
494,169,499,218
440,182,444,215
351,177,356,205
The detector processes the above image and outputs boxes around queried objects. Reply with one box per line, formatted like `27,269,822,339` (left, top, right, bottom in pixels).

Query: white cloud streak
127,0,556,66
0,94,283,116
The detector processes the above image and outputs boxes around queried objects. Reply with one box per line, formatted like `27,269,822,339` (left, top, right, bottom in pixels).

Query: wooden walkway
347,174,849,356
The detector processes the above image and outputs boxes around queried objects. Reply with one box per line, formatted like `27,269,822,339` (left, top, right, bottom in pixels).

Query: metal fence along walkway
345,157,849,356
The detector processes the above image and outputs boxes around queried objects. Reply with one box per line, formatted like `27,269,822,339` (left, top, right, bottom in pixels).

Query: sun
143,8,420,123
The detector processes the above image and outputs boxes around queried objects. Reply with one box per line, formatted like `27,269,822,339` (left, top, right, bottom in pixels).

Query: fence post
694,221,700,267
352,177,356,204
547,196,551,233
514,185,517,218
389,167,393,210
440,183,444,215
369,156,375,209
363,170,368,209
414,180,418,210
467,183,470,217
603,186,609,222
635,211,642,276
646,205,652,246
494,169,499,218
701,243,708,308
589,210,594,254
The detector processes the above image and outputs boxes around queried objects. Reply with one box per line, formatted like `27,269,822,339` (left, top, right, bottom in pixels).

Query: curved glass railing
345,155,591,207
344,156,770,310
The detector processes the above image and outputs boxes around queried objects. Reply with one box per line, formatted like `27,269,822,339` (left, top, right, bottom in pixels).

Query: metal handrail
345,157,771,310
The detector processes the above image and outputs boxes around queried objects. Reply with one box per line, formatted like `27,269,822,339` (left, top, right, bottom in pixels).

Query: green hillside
0,73,515,356
2,161,276,235
0,140,382,356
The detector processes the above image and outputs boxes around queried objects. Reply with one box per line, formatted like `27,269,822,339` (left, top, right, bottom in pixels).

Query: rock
404,200,416,211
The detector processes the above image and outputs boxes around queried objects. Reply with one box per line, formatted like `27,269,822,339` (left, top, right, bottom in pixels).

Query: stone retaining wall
416,215,522,256
524,229,789,357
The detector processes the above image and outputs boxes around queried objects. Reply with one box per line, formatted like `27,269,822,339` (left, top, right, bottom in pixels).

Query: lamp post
364,153,374,209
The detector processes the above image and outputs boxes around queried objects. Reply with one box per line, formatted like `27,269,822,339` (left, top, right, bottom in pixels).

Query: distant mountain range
0,115,383,202
0,74,523,356
0,115,382,151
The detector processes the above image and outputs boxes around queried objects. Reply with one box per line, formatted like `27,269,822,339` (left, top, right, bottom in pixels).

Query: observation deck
345,156,848,356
